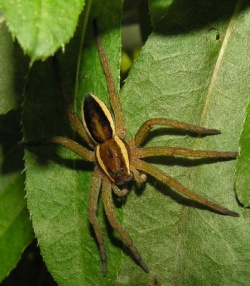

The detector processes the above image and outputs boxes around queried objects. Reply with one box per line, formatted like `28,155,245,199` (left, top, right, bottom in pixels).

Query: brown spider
25,21,239,275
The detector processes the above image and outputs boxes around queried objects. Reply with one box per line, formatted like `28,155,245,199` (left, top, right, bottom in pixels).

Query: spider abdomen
96,136,132,185
82,93,115,144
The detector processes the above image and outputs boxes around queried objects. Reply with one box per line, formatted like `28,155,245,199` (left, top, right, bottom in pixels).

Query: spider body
25,21,239,275
84,93,132,185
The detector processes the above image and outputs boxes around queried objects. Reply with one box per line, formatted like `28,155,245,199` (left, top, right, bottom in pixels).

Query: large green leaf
0,111,34,282
116,0,250,285
23,1,123,285
23,0,250,285
0,0,85,61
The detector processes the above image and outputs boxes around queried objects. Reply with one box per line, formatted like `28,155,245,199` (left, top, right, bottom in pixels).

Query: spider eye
82,93,115,144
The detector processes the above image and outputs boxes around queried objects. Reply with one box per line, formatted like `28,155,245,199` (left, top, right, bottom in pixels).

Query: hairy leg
88,172,107,275
134,118,221,147
134,146,237,159
53,57,94,146
132,158,239,217
23,136,94,161
102,179,149,272
93,20,125,139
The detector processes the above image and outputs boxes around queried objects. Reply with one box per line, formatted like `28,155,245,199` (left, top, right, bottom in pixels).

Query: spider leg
53,57,94,147
93,20,125,139
102,179,149,273
134,118,222,147
134,147,237,159
23,136,94,161
132,158,239,217
88,171,107,275
62,100,94,147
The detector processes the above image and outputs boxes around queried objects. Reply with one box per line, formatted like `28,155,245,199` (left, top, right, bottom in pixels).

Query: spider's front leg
134,118,222,147
133,117,237,160
22,136,95,162
102,179,149,273
53,57,94,147
94,19,125,139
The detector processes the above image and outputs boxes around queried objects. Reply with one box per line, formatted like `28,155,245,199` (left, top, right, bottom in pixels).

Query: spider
25,21,239,275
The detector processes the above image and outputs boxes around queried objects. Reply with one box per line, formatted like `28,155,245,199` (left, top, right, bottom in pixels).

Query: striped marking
82,93,115,144
114,136,130,173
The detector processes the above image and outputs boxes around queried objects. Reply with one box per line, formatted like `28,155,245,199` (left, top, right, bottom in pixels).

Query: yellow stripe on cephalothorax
113,136,130,173
82,93,115,144
96,144,113,181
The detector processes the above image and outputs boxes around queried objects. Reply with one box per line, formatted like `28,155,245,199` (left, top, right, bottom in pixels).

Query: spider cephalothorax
25,21,239,275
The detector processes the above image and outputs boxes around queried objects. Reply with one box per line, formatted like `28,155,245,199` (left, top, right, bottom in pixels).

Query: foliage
0,0,250,285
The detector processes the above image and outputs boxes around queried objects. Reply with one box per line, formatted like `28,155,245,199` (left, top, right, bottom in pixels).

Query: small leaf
0,0,85,61
0,20,31,114
0,21,17,114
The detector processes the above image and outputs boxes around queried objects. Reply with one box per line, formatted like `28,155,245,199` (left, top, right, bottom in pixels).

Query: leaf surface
235,99,250,207
0,111,33,282
0,17,31,114
0,21,16,114
23,1,123,285
116,0,250,285
23,0,250,285
0,0,85,61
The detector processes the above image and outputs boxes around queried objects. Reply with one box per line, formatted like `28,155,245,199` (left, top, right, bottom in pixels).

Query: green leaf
0,111,34,282
0,20,31,114
0,21,17,114
0,19,32,281
235,99,250,207
149,0,173,27
23,0,123,285
116,0,250,285
23,0,250,285
0,0,85,61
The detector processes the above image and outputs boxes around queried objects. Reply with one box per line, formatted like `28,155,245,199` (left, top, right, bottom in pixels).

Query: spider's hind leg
102,179,149,273
132,158,239,217
88,172,108,275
